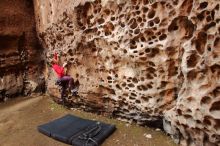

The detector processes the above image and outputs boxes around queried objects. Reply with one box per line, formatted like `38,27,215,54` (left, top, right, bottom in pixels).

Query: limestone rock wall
35,0,220,145
0,0,45,101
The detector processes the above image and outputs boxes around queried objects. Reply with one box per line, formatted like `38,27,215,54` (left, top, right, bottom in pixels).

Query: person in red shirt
52,52,78,102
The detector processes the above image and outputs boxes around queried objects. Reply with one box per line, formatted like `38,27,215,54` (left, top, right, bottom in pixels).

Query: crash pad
38,114,116,146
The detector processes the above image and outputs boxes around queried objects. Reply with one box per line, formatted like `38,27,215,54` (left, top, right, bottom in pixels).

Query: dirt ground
0,95,178,146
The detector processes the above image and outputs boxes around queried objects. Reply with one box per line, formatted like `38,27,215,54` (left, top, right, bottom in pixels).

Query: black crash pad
37,114,116,146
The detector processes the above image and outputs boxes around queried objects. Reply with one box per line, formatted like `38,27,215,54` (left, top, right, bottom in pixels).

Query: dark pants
57,76,74,99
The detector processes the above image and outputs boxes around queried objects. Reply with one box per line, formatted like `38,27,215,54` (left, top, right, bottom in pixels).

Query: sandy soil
0,95,178,146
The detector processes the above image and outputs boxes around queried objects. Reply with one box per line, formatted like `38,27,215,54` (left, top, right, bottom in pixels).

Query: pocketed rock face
35,0,220,145
0,0,45,101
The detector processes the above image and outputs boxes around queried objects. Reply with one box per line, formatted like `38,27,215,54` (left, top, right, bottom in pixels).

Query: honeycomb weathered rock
35,0,220,145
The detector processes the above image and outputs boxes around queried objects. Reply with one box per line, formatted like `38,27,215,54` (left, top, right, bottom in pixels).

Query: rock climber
51,52,78,103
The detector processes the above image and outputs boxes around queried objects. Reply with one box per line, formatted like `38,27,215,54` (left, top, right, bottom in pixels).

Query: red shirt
52,64,64,78
52,52,65,78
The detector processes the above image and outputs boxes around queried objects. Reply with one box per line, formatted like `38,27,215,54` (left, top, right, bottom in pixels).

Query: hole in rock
204,22,216,31
184,114,192,119
199,2,208,9
120,23,125,27
116,84,122,90
119,14,124,19
203,116,212,126
107,76,112,80
201,96,211,105
130,20,138,29
210,101,220,112
148,10,156,19
159,34,167,41
123,49,128,54
206,16,212,22
214,37,220,47
137,17,142,23
139,52,144,56
111,17,115,21
213,87,220,97
186,96,195,102
215,4,219,10
121,82,126,87
207,47,212,51
104,9,111,15
211,10,215,19
214,120,220,131
187,53,199,68
143,7,148,13
132,78,138,83
133,50,138,53
128,83,135,88
148,21,154,27
141,37,146,42
131,92,137,97
134,29,140,34
141,96,150,102
147,84,152,88
136,11,141,15
97,18,105,24
153,17,160,24
129,96,135,100
197,11,206,21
